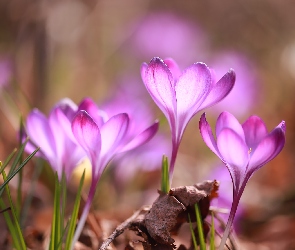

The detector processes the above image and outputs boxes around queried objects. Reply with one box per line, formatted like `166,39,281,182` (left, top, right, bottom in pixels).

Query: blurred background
0,0,295,249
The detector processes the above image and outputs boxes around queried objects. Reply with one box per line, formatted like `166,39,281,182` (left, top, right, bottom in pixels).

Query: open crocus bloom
199,111,286,249
70,109,158,247
24,98,87,180
141,57,235,183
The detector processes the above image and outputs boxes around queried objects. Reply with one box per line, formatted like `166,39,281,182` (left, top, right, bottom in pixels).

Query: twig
0,207,11,213
99,206,149,250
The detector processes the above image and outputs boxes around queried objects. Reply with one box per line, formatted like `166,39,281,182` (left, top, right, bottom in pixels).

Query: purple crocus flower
141,57,235,183
199,111,286,249
71,109,159,247
24,98,86,180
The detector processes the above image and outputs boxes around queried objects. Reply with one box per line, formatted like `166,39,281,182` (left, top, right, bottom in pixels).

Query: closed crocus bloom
70,110,158,248
24,98,86,180
199,111,286,249
141,57,235,183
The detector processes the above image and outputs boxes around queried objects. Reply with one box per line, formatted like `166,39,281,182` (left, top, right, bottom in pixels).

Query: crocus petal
242,115,268,149
54,98,78,121
217,128,249,191
49,108,67,174
198,69,235,110
199,113,222,159
63,145,87,180
217,128,249,169
164,58,182,79
119,121,159,153
176,62,211,116
216,112,245,141
53,105,77,143
78,98,105,127
26,109,56,161
248,121,286,173
141,57,176,127
72,111,101,166
100,113,129,161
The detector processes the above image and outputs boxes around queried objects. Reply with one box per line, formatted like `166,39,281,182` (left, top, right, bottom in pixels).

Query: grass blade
61,173,67,235
2,171,27,250
66,169,85,250
188,213,198,250
0,148,17,175
0,199,21,250
50,173,62,250
16,116,25,219
8,138,28,175
195,203,206,250
161,155,170,193
0,148,39,194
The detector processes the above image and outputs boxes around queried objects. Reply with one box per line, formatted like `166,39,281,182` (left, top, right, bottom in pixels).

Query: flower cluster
24,97,159,245
141,57,286,249
24,56,286,249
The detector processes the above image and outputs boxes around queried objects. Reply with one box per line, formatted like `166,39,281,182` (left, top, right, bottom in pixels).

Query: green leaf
195,203,206,250
2,170,26,250
0,199,21,250
0,148,39,194
65,169,85,250
50,173,62,250
8,138,29,174
188,213,198,250
17,117,25,220
61,173,67,233
0,148,17,175
161,155,170,193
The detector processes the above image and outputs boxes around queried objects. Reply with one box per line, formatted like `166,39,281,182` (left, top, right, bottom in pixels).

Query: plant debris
99,180,219,250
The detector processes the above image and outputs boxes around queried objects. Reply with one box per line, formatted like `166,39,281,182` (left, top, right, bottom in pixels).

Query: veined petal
176,62,211,116
248,121,286,173
199,113,222,159
164,58,182,79
141,57,176,127
198,69,235,110
217,128,249,191
71,111,101,166
78,98,105,127
26,109,56,161
175,63,211,141
100,113,129,160
242,115,268,149
217,128,249,169
216,112,245,141
120,120,159,153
